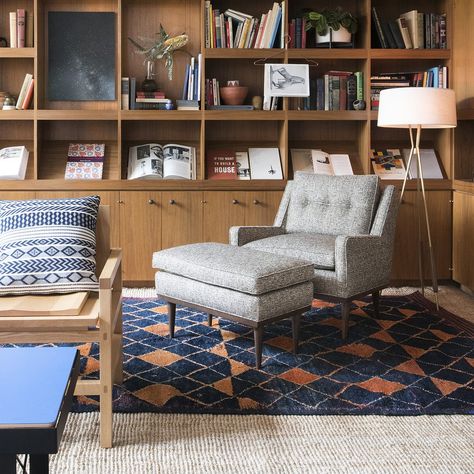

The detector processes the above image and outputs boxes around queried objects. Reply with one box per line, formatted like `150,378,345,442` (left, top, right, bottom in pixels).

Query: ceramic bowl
219,86,248,105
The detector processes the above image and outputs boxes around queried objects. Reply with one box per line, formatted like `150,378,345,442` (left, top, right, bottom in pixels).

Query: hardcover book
206,150,237,180
371,149,406,179
65,143,105,180
248,148,283,180
312,151,353,176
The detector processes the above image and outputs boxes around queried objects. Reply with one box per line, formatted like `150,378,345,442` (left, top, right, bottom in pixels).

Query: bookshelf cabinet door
162,191,203,249
453,191,474,291
245,191,283,226
391,190,452,281
35,191,120,248
203,191,247,243
119,191,162,283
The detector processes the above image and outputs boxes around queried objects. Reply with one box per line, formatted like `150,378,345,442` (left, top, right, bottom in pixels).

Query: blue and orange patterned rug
67,292,474,415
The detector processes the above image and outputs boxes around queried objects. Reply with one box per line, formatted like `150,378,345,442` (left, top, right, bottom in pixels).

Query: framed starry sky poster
48,12,116,101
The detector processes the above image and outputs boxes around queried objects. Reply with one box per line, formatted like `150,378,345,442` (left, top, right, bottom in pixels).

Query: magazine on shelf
248,148,283,179
0,145,29,180
290,149,314,173
127,143,196,180
311,151,353,176
402,148,444,179
371,149,406,179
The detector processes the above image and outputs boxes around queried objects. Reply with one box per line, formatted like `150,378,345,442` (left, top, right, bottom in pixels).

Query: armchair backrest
96,205,111,277
276,173,381,236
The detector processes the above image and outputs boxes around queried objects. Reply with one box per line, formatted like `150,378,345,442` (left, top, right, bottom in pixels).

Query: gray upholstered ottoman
153,243,314,368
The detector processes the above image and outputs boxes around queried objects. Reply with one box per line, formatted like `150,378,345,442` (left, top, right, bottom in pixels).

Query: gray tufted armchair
230,172,400,339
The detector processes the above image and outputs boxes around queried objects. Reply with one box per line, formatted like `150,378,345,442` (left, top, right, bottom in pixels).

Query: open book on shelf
128,143,196,180
0,145,29,180
291,149,353,176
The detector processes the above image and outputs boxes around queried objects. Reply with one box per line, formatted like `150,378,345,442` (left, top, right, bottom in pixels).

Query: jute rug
72,292,474,415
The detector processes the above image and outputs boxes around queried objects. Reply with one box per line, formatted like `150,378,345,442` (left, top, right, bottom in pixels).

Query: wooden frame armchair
0,206,122,448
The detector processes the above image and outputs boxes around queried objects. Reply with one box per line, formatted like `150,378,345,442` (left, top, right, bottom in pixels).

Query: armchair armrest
229,226,285,247
335,235,392,295
99,248,123,290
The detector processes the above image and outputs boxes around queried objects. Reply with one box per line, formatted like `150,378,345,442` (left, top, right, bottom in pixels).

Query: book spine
439,14,447,49
301,18,307,49
289,19,295,48
209,3,214,48
324,74,329,111
316,78,324,110
220,13,226,48
204,1,210,48
268,6,282,48
17,9,25,48
121,77,130,110
339,76,347,110
280,0,286,49
424,13,431,48
355,71,364,101
372,7,387,48
397,18,413,49
346,75,356,110
194,59,199,100
9,12,17,48
16,74,31,109
295,17,301,48
21,78,34,109
130,77,136,110
331,76,340,111
417,13,424,49
26,11,34,48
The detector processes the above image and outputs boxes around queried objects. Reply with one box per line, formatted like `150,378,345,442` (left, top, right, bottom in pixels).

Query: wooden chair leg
292,313,301,354
168,302,176,338
372,290,380,318
254,326,263,370
207,313,213,326
112,305,123,384
100,323,113,448
341,301,351,340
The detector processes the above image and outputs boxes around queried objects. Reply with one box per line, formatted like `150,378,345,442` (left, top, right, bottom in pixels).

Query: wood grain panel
203,191,246,243
245,191,283,226
391,190,452,281
119,191,161,281
161,191,203,249
453,191,474,290
0,191,35,201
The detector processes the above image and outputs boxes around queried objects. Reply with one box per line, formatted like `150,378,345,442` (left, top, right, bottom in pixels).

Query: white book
15,73,32,110
400,10,419,49
197,53,202,101
248,147,283,179
9,12,17,48
0,146,29,180
262,3,279,48
128,143,195,180
236,151,250,179
281,1,286,48
312,150,353,176
402,148,444,179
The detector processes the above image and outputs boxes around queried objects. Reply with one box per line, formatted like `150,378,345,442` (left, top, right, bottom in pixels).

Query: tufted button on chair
230,172,400,339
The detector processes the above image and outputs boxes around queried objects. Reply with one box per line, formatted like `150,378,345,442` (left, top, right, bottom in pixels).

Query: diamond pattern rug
15,293,474,415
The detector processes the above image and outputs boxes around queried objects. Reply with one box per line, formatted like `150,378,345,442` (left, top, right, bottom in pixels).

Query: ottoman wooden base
160,295,311,369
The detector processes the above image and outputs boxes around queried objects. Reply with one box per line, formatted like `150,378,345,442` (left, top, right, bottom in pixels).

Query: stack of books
370,67,449,110
121,78,172,110
205,2,285,49
65,143,105,180
372,8,447,49
289,71,363,111
8,8,34,48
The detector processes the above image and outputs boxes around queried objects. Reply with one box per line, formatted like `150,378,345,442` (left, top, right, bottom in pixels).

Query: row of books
371,149,444,180
8,9,33,48
182,55,202,102
370,67,449,110
204,2,285,49
289,71,364,112
372,8,447,50
288,17,308,49
207,148,283,180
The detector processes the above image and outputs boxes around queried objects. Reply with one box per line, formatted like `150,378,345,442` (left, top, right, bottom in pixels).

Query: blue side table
0,347,80,473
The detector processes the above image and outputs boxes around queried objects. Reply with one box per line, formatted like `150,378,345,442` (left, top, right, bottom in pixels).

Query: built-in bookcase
1,0,473,284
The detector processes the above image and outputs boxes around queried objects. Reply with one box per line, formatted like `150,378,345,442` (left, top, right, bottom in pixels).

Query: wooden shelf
287,49,368,59
205,110,285,120
120,110,202,121
0,48,35,58
370,49,451,60
287,110,368,121
205,48,284,59
0,110,34,120
37,110,118,121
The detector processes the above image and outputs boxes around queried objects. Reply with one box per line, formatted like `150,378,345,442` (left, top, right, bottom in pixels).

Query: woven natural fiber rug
69,292,474,415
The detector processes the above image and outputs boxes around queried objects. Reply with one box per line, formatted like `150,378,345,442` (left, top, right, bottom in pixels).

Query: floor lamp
377,87,457,308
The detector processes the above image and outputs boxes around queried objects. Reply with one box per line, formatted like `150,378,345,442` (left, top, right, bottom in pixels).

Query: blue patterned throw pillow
0,195,100,295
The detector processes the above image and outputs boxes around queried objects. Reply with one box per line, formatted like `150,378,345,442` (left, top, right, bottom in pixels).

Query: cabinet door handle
148,199,156,205
232,199,239,205
169,199,176,205
117,200,124,204
201,200,207,204
253,199,260,205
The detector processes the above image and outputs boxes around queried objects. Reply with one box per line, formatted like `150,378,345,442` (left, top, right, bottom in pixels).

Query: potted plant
304,7,358,46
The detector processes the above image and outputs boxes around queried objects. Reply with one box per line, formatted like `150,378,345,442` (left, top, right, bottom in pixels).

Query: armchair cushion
244,233,337,270
285,173,380,236
0,195,100,296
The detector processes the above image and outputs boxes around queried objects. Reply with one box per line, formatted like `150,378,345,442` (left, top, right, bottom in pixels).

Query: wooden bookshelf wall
0,0,472,285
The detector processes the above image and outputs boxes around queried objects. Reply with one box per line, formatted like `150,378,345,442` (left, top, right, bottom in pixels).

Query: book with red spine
301,18,307,49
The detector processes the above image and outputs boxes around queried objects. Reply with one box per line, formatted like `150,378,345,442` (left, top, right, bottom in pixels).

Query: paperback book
311,151,354,176
65,143,105,180
0,145,29,180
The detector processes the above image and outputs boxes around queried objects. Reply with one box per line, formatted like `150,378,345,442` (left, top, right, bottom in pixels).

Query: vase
316,26,352,46
219,86,248,106
142,60,158,92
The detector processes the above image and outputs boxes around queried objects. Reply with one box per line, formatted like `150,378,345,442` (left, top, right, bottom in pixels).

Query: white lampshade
377,87,457,129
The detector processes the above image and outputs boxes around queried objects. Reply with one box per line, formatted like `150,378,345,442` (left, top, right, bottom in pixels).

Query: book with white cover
311,150,353,176
402,148,444,179
236,151,251,179
248,147,283,179
128,143,196,180
0,146,29,179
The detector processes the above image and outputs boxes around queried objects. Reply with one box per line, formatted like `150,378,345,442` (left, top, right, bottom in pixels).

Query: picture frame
264,63,310,97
